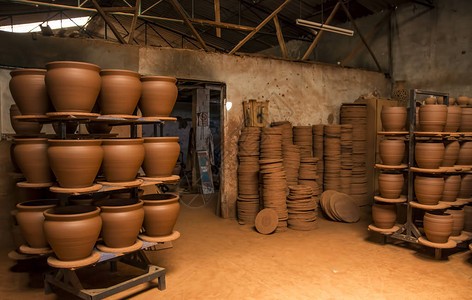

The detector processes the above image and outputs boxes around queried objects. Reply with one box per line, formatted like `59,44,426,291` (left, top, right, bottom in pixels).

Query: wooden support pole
214,0,221,37
91,0,126,44
169,0,208,51
229,0,292,55
273,15,288,58
101,7,136,12
188,19,255,31
128,0,141,44
301,1,340,60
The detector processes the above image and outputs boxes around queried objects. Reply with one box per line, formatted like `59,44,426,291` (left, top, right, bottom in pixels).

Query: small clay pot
445,207,464,236
101,139,144,182
99,69,141,115
414,175,444,205
86,122,113,134
457,142,472,165
378,173,403,199
95,198,144,248
381,107,407,131
142,137,180,177
423,212,453,243
139,76,178,117
379,139,405,165
13,138,52,183
459,174,472,198
424,97,437,105
10,105,42,134
415,142,444,169
419,104,447,132
43,205,102,261
442,175,461,202
45,61,101,113
459,107,472,132
16,199,58,248
444,106,462,132
141,193,180,236
372,203,396,229
456,96,469,106
441,141,460,167
9,69,52,115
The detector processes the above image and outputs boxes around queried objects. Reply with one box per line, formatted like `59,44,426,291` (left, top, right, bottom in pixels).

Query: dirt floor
1,195,472,300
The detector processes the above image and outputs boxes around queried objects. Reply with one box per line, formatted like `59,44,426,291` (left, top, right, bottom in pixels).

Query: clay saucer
18,244,53,255
331,193,360,223
47,251,101,269
97,239,143,253
17,181,54,188
255,209,279,234
139,230,181,242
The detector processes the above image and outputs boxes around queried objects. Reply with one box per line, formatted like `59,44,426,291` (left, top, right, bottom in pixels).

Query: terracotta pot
52,121,79,135
415,142,444,169
142,137,180,177
10,105,42,134
16,199,58,248
45,61,101,113
457,142,472,165
13,138,52,183
445,207,464,236
95,198,144,248
139,76,178,117
378,173,403,199
414,175,444,205
48,139,103,188
459,107,472,132
86,122,113,134
141,193,180,236
423,212,453,243
44,206,101,261
464,205,472,232
99,69,141,115
444,106,462,132
457,96,469,106
381,107,406,131
102,139,144,182
459,175,472,198
424,97,437,105
419,104,447,132
442,175,461,202
449,98,456,106
9,69,52,115
379,139,405,165
372,203,396,229
441,141,460,167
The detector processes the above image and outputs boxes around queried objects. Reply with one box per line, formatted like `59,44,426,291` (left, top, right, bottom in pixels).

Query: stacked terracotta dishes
320,190,360,223
272,121,299,187
260,127,283,160
293,126,313,158
340,124,353,195
237,127,261,225
312,124,324,191
286,185,317,230
323,125,341,191
298,157,319,195
271,121,293,146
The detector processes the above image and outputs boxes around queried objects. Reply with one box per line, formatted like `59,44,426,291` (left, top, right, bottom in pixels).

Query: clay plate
255,209,278,235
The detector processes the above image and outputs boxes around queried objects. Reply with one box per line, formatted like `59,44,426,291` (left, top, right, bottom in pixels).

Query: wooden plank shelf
377,131,409,135
12,114,177,125
409,201,451,210
375,164,408,170
373,195,407,203
410,166,472,173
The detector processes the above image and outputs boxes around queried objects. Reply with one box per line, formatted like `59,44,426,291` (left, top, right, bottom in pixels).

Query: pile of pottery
237,127,261,225
286,185,317,231
298,157,319,194
272,121,299,187
320,190,360,223
271,121,293,146
260,159,288,232
381,106,407,131
323,125,341,191
260,127,283,160
312,125,324,191
372,202,397,229
340,124,353,195
293,126,313,158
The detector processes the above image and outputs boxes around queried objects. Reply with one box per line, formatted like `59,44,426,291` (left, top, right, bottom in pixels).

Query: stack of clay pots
423,211,453,243
312,125,324,191
286,185,317,230
323,125,341,191
372,202,397,229
260,159,288,232
293,126,313,158
272,121,299,187
298,157,319,195
340,124,353,195
237,127,261,225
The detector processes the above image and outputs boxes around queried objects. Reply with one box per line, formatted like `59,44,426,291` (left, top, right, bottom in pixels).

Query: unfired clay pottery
415,142,444,169
381,107,407,131
10,105,42,134
141,193,180,236
13,138,52,183
414,175,444,205
456,96,469,106
445,207,464,236
139,76,178,117
419,104,447,132
444,106,462,132
86,122,113,134
464,205,472,232
9,69,51,115
101,139,144,182
16,199,58,248
442,175,461,202
459,107,472,132
372,203,396,229
457,142,472,165
142,137,180,177
99,69,141,115
378,173,404,199
95,198,144,248
48,139,103,188
441,141,460,167
423,212,453,243
425,97,437,105
379,139,405,165
45,61,101,113
459,174,472,198
43,205,102,261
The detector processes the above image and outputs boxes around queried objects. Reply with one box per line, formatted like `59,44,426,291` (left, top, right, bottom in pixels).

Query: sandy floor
1,198,472,300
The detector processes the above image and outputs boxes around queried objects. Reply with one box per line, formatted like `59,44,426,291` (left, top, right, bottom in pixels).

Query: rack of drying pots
9,62,183,299
371,89,472,260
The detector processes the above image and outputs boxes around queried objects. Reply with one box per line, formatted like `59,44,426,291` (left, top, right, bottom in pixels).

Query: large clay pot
423,212,453,243
414,175,444,205
95,198,144,248
415,142,444,169
459,107,472,132
457,96,469,107
13,138,52,183
102,139,144,182
381,107,407,131
16,199,58,248
45,61,101,113
141,193,180,236
43,206,102,261
9,69,52,115
464,205,472,232
139,76,178,117
441,141,460,167
457,142,472,165
10,105,42,134
48,139,103,188
444,106,462,132
445,207,464,236
459,174,472,198
378,173,403,199
379,139,405,165
419,104,447,132
442,175,461,202
372,203,396,229
99,69,141,115
142,137,180,177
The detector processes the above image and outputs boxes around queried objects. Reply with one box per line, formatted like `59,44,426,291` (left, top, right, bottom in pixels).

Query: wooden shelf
375,164,408,170
377,131,409,135
417,236,457,249
374,195,407,203
409,201,451,210
415,131,472,137
368,224,402,235
410,166,472,173
12,113,177,125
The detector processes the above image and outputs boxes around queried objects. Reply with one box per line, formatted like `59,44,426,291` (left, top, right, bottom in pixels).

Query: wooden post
192,88,211,189
169,0,208,51
128,0,141,44
91,0,126,44
273,15,288,58
214,0,221,37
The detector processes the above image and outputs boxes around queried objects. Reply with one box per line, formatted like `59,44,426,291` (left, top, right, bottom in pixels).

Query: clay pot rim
140,76,177,83
10,68,46,77
143,137,179,143
102,138,144,145
48,139,102,146
14,138,48,144
44,205,100,221
425,211,451,217
420,105,447,110
382,106,407,112
17,199,58,210
141,193,179,205
46,61,101,72
100,69,141,77
95,199,143,212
